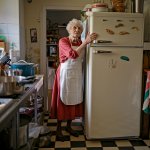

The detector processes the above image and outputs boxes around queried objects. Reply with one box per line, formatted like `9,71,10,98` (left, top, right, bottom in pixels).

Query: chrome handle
93,40,112,44
93,50,112,54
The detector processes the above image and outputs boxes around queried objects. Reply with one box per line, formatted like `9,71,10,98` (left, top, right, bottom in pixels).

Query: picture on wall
30,28,37,43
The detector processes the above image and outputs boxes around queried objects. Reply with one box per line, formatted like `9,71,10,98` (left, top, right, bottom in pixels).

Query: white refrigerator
85,12,144,139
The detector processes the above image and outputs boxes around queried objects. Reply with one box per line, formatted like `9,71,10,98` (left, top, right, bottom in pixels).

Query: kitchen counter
0,75,44,148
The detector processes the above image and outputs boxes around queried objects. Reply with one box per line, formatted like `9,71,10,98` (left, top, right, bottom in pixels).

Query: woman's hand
76,32,97,55
85,32,98,44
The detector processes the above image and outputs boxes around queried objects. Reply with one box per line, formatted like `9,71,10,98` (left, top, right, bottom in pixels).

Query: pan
0,76,25,96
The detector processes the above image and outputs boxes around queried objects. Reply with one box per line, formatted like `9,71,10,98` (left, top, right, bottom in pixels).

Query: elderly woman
50,18,97,141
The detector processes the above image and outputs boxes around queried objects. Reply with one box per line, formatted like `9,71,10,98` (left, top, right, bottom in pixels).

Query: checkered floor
39,114,150,150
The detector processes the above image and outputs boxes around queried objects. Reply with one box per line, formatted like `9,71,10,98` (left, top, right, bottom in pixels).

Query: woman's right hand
85,32,97,44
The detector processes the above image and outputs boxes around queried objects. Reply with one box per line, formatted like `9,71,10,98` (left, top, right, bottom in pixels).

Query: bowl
0,76,24,96
92,3,108,12
92,7,108,12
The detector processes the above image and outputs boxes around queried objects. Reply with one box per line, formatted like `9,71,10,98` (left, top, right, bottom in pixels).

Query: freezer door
89,12,144,47
85,47,143,139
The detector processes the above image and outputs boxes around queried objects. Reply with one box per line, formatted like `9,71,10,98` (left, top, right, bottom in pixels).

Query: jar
113,3,125,12
92,3,108,12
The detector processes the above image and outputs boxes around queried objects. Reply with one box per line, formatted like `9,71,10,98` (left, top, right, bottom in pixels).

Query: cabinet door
85,46,143,138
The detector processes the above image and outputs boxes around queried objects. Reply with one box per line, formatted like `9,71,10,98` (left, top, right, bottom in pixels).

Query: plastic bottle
9,42,16,63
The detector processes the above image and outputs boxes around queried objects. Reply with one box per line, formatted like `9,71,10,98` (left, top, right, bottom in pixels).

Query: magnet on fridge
120,56,129,61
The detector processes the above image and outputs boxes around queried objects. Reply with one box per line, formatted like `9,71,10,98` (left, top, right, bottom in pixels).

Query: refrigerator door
85,47,143,139
88,12,144,47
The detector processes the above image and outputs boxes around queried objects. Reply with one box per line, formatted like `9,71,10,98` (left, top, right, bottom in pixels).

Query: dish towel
143,71,150,114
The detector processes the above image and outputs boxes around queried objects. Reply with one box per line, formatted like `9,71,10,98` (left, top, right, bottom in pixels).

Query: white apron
60,45,84,105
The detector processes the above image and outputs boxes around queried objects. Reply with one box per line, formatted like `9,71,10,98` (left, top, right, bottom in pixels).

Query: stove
0,99,14,115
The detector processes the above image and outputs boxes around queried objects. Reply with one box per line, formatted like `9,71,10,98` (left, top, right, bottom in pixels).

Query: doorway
40,8,81,112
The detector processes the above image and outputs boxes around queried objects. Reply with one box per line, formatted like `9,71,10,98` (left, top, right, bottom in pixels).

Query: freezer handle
94,40,112,43
93,50,112,54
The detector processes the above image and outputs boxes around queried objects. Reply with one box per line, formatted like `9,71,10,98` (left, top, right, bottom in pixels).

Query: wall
0,0,20,52
19,0,25,60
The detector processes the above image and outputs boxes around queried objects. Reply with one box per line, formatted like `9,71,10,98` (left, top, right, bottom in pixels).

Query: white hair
66,18,83,34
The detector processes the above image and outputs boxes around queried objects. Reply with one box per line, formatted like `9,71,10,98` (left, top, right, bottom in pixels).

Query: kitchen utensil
0,76,24,96
11,60,37,76
135,0,144,13
4,69,23,76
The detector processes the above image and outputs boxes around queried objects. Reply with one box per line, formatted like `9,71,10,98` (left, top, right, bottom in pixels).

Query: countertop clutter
0,75,44,150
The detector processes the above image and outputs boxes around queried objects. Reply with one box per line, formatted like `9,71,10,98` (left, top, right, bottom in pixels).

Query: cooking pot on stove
0,76,24,96
11,60,37,77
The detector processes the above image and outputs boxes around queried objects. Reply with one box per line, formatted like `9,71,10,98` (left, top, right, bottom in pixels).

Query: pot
11,60,37,77
0,76,24,96
4,69,23,76
92,3,108,12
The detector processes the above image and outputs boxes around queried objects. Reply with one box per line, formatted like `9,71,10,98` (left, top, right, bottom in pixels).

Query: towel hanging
143,71,150,114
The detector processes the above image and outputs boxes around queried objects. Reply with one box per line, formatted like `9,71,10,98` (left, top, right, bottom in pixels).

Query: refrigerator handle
95,40,112,43
93,50,112,54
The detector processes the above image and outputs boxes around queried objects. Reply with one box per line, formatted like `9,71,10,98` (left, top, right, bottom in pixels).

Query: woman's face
69,25,82,38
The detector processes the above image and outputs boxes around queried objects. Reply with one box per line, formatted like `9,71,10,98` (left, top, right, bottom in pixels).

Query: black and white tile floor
40,114,150,150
